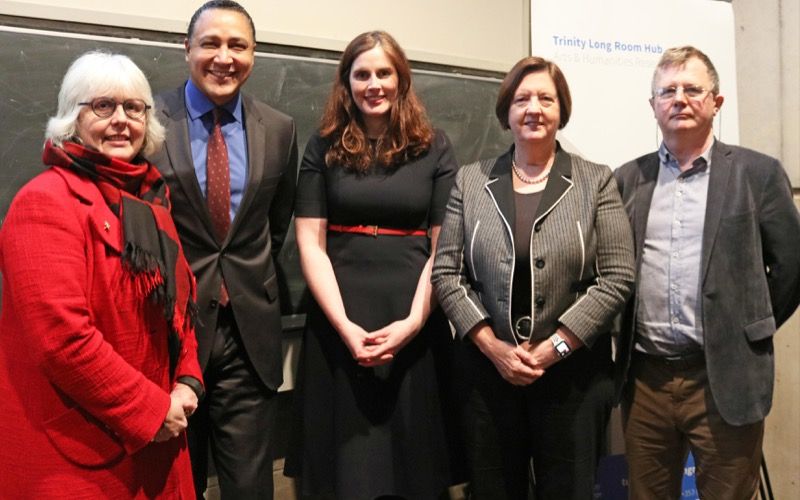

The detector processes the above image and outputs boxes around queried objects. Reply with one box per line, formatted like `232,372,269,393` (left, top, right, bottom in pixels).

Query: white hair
45,50,165,157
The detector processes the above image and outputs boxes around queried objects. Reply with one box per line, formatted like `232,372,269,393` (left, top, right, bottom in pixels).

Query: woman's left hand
526,326,583,370
358,318,421,367
526,338,560,369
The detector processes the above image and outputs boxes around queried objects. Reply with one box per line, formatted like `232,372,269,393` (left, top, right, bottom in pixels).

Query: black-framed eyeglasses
653,85,710,102
78,97,151,120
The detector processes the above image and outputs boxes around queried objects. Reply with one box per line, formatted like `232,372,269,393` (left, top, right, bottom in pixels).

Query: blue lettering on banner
550,35,663,55
615,41,642,52
645,43,664,54
588,39,613,53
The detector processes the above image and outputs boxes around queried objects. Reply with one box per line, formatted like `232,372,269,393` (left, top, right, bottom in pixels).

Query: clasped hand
153,383,198,443
339,318,419,368
488,341,546,386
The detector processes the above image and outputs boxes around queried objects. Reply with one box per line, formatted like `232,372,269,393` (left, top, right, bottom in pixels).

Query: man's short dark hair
187,0,256,42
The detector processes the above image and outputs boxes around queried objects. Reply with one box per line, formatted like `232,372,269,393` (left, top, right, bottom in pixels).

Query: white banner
531,0,738,168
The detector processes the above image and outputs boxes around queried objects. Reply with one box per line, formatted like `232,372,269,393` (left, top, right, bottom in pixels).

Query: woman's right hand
469,322,544,385
153,392,189,442
338,321,393,367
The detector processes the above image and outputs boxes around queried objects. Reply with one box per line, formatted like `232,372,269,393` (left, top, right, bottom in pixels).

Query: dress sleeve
294,132,329,218
429,130,459,225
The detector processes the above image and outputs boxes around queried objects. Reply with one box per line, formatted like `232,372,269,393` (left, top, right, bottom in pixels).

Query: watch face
555,341,570,357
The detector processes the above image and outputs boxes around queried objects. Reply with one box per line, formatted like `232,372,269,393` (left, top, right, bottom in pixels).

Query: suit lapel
701,141,732,285
229,94,265,238
162,88,218,238
486,145,575,240
534,147,573,223
485,148,515,241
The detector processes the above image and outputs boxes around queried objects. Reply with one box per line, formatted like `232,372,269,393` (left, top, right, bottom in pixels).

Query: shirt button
535,296,545,308
209,299,219,309
535,259,545,269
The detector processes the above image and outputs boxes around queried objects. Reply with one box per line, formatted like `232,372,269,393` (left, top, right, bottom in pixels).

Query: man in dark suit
148,1,297,498
614,45,800,499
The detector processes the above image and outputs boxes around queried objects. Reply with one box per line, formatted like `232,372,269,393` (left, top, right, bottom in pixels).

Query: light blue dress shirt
184,80,248,222
635,142,712,356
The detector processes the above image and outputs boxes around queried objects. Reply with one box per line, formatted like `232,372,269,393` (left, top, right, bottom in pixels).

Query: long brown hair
320,31,433,172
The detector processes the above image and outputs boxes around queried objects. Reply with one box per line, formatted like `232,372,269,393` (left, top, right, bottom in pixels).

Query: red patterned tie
206,108,230,305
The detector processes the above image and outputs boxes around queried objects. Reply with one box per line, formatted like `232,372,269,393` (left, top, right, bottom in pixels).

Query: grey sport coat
432,145,635,347
614,140,800,425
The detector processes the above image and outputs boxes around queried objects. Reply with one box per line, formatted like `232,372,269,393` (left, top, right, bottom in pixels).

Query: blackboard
0,27,510,319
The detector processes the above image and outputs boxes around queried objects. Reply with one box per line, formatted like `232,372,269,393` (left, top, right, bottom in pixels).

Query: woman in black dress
285,31,459,499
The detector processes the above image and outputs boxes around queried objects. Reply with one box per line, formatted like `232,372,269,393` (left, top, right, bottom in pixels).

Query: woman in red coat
0,51,202,498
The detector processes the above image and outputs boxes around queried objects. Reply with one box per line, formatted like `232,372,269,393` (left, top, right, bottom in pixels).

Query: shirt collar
184,79,243,124
658,139,713,178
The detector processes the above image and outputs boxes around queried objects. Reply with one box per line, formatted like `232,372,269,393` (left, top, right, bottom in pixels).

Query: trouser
622,352,764,500
187,305,278,500
459,337,614,500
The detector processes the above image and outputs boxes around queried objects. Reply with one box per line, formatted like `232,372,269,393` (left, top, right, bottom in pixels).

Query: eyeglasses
78,97,151,120
653,85,710,102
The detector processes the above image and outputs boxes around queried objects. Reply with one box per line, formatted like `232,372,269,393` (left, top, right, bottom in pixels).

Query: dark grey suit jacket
433,145,635,347
614,140,800,425
149,85,297,391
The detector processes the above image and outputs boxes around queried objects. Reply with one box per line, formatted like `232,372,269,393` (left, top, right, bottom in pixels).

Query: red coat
0,167,202,498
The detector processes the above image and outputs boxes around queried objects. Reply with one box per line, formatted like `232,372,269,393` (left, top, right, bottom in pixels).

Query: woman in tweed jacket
431,56,635,499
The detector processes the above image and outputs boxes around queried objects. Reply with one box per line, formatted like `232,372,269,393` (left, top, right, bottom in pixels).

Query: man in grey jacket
614,45,800,499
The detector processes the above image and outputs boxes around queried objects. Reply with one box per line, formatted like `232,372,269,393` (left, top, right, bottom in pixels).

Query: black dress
286,130,459,499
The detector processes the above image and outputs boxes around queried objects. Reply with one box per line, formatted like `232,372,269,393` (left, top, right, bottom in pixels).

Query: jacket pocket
744,316,776,343
44,407,126,467
264,273,279,303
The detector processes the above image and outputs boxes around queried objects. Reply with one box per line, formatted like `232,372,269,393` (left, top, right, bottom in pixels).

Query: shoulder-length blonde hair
320,31,433,172
45,50,165,157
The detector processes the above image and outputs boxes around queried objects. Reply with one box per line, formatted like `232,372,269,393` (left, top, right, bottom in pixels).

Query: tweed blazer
432,145,635,347
614,140,800,425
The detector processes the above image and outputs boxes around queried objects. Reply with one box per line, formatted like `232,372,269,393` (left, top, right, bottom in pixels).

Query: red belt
327,224,427,237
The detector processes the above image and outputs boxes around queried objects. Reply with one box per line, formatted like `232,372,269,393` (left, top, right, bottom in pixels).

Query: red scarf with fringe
43,140,196,377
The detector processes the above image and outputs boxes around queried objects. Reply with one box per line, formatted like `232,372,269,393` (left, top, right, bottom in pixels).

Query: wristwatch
551,333,571,359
